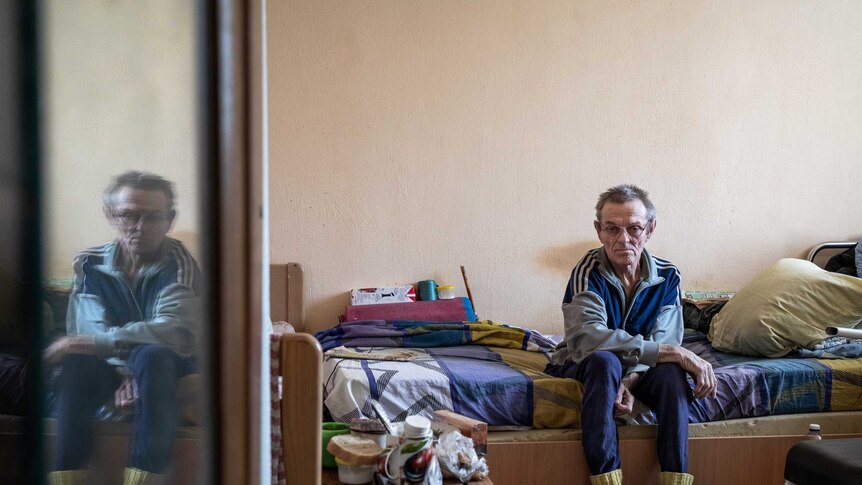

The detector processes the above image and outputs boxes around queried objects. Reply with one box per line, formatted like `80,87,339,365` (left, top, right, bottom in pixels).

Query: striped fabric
684,331,862,421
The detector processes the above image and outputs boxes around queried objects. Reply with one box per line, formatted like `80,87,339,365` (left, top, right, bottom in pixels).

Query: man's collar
99,239,170,275
596,247,663,285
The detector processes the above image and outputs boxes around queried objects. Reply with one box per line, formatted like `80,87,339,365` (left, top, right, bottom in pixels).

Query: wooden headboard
270,262,305,332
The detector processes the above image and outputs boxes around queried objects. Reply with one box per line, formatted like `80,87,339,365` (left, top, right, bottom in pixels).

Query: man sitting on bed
547,184,716,485
44,171,201,485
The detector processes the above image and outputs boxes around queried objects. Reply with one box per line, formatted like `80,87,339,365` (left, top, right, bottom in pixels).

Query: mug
417,280,437,301
377,437,434,484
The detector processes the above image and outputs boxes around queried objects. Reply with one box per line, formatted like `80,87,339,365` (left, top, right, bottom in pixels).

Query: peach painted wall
268,0,862,334
42,0,199,279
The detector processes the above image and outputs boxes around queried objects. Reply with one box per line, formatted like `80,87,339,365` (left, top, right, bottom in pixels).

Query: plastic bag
433,430,488,482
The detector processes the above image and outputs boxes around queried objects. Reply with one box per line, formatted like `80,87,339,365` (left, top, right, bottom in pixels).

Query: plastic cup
321,422,350,468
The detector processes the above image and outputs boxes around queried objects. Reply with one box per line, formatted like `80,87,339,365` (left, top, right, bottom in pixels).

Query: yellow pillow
708,258,862,357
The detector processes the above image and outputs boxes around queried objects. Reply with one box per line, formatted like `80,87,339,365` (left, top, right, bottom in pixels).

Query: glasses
114,211,170,227
597,222,649,238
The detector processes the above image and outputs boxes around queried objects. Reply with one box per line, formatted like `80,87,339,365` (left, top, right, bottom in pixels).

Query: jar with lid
806,423,822,440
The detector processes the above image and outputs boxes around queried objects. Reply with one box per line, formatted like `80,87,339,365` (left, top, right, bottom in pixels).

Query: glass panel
38,1,210,483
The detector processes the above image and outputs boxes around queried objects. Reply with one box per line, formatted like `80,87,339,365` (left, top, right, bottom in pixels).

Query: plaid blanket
316,320,558,354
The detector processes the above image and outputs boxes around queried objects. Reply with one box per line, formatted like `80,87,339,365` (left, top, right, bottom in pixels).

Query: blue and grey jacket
66,237,201,360
551,247,683,375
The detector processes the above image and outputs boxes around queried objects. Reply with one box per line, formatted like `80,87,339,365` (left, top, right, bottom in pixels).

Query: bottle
400,415,434,482
806,423,822,440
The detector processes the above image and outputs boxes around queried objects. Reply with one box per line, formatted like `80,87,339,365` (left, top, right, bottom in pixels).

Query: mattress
318,321,862,428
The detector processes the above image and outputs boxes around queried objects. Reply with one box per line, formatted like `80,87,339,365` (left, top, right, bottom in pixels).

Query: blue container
417,280,438,301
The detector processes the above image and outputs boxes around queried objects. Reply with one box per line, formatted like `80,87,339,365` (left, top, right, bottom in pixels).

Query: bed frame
271,258,862,485
807,240,858,270
271,263,324,485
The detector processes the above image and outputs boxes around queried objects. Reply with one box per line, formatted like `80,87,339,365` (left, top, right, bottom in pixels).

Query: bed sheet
684,330,862,421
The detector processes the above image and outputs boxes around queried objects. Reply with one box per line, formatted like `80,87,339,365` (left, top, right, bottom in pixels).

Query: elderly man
547,184,715,485
45,171,201,485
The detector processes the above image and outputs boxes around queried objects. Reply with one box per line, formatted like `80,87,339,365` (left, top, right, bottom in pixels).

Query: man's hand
658,344,717,399
43,335,97,365
614,372,640,416
114,367,138,410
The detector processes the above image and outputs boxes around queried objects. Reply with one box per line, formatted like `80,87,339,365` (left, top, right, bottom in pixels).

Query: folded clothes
342,297,477,323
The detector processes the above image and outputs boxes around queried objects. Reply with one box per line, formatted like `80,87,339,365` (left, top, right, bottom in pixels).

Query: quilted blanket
317,320,584,428
316,319,558,354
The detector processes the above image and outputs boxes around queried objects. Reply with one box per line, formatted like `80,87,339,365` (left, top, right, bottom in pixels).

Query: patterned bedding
317,320,582,428
317,321,862,428
685,330,862,421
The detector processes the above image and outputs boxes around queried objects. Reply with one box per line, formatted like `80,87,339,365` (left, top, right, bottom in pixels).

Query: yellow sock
660,471,694,485
123,467,164,485
47,470,87,485
591,468,623,485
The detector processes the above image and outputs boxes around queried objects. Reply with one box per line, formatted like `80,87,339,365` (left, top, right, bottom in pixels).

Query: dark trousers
0,353,27,415
55,345,194,473
545,351,691,475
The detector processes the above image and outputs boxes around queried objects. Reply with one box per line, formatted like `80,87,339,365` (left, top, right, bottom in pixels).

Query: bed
316,322,862,428
273,244,862,485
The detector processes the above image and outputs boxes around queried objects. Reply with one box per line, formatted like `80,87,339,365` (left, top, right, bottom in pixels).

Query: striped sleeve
563,249,600,304
168,240,202,293
653,256,682,307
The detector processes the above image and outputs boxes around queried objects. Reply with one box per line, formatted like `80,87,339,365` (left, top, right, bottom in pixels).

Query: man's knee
582,351,623,375
576,351,624,390
58,354,108,385
647,363,691,397
129,345,180,381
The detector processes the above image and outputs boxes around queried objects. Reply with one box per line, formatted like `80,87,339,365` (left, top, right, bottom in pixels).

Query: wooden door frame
204,0,265,483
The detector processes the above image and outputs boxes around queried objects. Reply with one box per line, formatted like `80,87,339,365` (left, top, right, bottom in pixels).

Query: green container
321,422,350,468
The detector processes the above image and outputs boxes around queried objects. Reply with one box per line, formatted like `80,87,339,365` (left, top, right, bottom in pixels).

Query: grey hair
595,184,656,222
102,171,176,213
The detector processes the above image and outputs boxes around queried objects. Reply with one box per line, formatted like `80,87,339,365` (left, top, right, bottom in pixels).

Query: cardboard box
350,286,416,305
433,410,488,457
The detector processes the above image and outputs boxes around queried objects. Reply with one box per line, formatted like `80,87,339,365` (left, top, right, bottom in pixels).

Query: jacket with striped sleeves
65,237,201,361
551,247,683,375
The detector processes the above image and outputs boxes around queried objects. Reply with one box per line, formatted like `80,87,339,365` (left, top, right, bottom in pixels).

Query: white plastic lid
809,423,820,431
403,415,432,439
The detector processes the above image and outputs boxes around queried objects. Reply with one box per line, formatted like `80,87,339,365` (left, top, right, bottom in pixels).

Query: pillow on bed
708,258,862,357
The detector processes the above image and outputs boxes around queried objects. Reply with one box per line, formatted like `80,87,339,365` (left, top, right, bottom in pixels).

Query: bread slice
326,434,383,465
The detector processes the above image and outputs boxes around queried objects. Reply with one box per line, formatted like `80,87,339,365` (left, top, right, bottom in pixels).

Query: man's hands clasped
614,372,641,416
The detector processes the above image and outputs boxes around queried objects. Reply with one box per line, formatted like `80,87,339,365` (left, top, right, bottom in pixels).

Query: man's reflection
45,171,200,484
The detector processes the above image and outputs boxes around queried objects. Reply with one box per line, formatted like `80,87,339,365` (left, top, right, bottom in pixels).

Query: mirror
37,1,209,483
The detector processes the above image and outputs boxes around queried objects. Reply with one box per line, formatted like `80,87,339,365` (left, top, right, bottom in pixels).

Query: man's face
108,187,174,259
594,200,655,271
